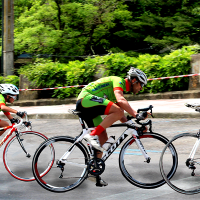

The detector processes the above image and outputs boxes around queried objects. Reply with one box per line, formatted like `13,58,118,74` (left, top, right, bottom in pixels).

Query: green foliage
18,58,96,99
85,45,199,94
0,75,20,88
0,0,2,38
100,45,200,93
18,45,199,98
130,0,200,51
14,0,132,57
13,0,200,57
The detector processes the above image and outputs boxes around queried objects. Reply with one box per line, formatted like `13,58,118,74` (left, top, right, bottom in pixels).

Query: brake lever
149,106,154,118
137,120,153,133
23,121,31,127
136,119,151,126
137,105,154,118
23,121,32,131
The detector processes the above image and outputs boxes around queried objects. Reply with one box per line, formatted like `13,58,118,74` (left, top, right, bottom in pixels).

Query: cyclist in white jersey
0,84,25,136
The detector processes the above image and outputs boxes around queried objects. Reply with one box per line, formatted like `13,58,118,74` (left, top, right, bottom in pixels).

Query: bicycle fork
16,131,31,158
131,129,151,163
186,135,200,176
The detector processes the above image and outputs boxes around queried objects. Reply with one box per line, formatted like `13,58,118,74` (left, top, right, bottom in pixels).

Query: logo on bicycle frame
102,131,129,160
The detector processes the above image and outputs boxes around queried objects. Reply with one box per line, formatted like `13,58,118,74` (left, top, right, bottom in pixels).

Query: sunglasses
9,95,17,100
133,81,144,88
140,82,145,88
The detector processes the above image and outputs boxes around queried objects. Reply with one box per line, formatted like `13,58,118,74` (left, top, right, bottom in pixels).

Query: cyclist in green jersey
0,84,25,136
76,67,148,186
76,67,148,150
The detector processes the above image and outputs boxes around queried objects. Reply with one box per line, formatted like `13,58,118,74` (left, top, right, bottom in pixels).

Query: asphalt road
0,118,200,200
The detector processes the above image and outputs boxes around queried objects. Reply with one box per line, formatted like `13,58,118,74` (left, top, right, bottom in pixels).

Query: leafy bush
0,75,20,88
18,45,200,98
18,58,96,99
88,45,199,93
137,45,200,93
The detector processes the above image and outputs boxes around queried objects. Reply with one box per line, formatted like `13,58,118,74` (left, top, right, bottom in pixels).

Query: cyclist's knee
0,120,9,127
115,107,124,119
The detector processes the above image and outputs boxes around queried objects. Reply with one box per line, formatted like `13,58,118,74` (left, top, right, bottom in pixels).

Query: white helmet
127,67,147,85
0,84,19,95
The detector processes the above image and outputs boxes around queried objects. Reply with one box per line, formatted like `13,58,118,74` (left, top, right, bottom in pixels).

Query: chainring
87,158,105,176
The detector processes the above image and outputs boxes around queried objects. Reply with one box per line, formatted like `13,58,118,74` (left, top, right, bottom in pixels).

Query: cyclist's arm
5,113,13,121
1,104,18,115
114,90,137,118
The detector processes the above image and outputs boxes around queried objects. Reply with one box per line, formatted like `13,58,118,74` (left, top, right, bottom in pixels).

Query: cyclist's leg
76,95,123,151
100,103,124,129
75,106,108,186
92,116,108,158
0,119,9,136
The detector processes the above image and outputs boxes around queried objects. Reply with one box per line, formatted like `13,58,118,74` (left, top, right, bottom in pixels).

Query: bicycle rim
119,132,177,189
32,136,89,193
3,131,52,181
160,133,200,195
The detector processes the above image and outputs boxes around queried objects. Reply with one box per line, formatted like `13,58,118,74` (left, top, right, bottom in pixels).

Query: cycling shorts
76,93,113,127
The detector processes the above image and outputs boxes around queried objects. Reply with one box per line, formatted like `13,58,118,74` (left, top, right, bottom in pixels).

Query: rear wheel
32,136,89,192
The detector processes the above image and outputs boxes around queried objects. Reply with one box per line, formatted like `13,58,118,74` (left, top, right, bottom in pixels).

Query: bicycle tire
3,131,53,181
119,132,178,189
32,136,89,193
160,133,200,195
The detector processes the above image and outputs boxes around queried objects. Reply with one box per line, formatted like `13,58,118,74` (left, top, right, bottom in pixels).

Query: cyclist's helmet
127,67,147,85
0,84,19,95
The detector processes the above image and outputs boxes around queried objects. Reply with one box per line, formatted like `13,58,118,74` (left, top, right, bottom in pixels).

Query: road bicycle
160,103,200,195
1,112,53,181
32,105,178,193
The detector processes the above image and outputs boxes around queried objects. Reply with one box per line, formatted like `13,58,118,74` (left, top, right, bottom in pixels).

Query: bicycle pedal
191,171,195,176
59,174,63,178
189,165,196,170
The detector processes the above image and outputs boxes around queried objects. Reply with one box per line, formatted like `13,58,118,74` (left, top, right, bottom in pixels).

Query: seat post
78,116,87,129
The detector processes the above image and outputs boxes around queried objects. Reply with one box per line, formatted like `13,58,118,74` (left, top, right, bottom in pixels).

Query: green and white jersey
78,76,130,103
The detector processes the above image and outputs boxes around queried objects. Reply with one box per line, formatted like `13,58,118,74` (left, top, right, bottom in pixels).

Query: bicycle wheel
3,131,53,181
32,136,89,193
160,133,200,195
119,132,177,189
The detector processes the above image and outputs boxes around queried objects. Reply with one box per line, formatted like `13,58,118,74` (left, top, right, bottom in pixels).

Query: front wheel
160,133,200,195
32,136,89,193
3,131,52,181
119,132,178,189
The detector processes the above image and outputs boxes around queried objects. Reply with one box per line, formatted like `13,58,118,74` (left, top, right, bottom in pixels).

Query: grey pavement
2,98,200,119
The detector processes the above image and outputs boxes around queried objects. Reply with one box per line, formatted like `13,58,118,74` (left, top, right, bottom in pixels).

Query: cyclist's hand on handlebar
143,126,148,133
16,111,26,118
10,118,20,124
135,125,148,133
23,121,31,127
147,112,152,118
136,111,152,120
